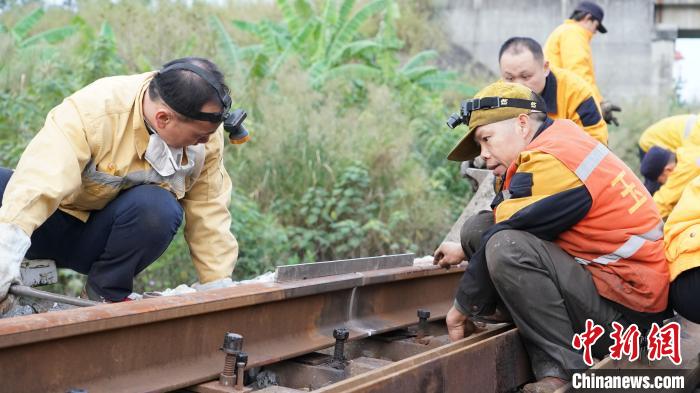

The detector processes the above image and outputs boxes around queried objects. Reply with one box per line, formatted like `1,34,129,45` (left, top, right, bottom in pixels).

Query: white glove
192,277,234,292
0,223,31,299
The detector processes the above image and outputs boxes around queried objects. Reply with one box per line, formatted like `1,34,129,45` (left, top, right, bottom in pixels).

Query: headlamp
157,62,250,144
445,96,544,129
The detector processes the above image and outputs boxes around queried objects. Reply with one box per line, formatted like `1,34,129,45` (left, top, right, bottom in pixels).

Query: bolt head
333,328,349,340
417,309,430,319
221,332,244,354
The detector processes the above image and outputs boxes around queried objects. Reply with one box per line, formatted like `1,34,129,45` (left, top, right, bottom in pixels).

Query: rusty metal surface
0,265,463,393
275,253,415,282
315,325,532,393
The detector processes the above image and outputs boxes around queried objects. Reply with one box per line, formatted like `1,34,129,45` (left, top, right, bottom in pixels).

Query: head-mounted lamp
446,96,544,129
157,62,250,144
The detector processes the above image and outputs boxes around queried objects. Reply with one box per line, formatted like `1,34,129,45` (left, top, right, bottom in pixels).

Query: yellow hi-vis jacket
544,19,603,103
639,114,700,153
541,66,608,144
664,174,700,281
0,72,238,283
639,115,700,218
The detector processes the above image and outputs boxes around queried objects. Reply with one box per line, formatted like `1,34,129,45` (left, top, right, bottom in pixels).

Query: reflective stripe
575,143,609,182
591,221,664,265
575,257,590,266
684,115,697,138
502,190,511,200
81,143,205,198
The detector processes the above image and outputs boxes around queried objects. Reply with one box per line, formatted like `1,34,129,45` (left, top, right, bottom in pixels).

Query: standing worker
437,81,669,393
638,114,700,218
499,36,608,144
0,57,248,307
544,1,621,126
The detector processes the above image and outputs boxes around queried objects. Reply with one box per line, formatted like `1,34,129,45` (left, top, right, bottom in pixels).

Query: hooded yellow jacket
0,72,238,283
544,19,603,103
639,115,700,218
664,175,700,281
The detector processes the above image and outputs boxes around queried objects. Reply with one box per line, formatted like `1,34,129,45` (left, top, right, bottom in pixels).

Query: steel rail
0,265,464,393
315,325,531,393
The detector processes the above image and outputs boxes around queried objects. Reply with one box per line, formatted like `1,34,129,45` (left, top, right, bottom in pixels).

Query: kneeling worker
436,81,669,392
638,114,700,218
0,57,247,306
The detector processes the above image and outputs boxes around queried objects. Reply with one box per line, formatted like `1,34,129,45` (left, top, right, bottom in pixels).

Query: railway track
0,255,532,393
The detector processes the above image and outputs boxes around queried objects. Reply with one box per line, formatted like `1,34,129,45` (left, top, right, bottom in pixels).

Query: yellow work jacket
0,72,238,283
664,174,700,281
639,114,700,153
544,19,603,103
639,115,700,218
541,66,608,144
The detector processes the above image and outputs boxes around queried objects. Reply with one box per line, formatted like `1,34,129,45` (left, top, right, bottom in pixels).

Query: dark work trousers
670,267,700,324
0,168,183,301
461,211,628,380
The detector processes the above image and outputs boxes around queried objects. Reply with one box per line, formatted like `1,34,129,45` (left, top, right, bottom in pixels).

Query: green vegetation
1,0,473,293
1,1,696,294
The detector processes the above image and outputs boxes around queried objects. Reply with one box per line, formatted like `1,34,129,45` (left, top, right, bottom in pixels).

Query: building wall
436,0,670,100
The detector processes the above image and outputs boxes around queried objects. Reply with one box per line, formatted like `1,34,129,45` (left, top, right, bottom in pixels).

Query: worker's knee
484,230,523,282
460,210,494,257
115,185,183,242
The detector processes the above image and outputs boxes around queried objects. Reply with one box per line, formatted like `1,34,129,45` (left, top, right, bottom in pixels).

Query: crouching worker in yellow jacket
499,36,608,144
665,175,700,323
437,81,669,393
0,57,248,306
638,114,700,218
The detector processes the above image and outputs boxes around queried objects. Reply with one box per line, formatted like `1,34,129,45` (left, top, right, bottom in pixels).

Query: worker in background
499,36,608,144
436,81,669,393
664,175,700,324
638,114,700,218
0,57,248,308
544,1,621,126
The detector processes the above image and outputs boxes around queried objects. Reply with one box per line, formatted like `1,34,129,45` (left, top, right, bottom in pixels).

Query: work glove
601,100,622,126
0,223,31,301
192,277,234,291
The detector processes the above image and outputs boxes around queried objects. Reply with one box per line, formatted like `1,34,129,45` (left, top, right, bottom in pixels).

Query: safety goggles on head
157,62,250,144
446,96,545,129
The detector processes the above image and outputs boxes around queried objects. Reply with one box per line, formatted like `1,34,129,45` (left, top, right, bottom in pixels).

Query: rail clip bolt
234,352,249,390
417,309,430,339
331,328,350,368
219,332,244,386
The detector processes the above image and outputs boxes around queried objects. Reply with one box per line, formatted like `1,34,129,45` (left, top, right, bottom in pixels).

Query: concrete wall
436,0,669,101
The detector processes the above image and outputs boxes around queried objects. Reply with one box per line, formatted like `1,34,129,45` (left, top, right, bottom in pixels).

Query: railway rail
0,257,533,393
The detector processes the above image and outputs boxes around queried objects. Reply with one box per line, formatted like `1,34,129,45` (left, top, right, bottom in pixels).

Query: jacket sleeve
181,127,239,283
653,145,700,218
0,98,91,235
455,151,592,316
664,175,700,277
559,32,603,102
573,96,608,145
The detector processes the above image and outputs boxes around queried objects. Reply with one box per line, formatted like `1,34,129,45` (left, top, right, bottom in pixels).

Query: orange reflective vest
504,120,669,313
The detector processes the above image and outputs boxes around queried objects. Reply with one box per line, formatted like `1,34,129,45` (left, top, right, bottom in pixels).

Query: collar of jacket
533,116,554,140
564,19,593,41
541,71,558,114
132,72,157,159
